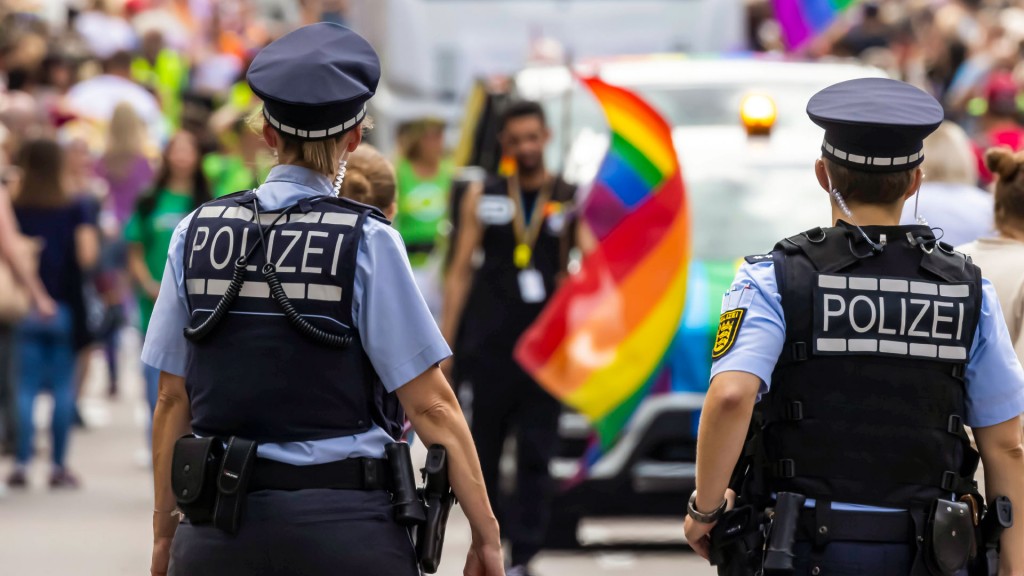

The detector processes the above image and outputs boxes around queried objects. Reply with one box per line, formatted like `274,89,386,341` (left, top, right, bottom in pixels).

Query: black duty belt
798,508,915,544
248,458,391,493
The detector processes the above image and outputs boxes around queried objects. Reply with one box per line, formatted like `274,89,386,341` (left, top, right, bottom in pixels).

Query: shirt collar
257,164,334,209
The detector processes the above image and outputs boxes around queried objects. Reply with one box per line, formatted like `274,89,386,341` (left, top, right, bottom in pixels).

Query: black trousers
793,541,915,576
463,357,561,567
169,489,418,576
0,324,15,451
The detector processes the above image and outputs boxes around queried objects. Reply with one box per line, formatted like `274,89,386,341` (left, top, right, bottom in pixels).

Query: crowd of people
0,3,1023,574
0,1,455,494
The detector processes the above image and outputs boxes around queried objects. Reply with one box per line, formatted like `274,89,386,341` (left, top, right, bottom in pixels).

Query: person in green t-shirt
394,119,454,265
125,131,210,436
204,107,274,198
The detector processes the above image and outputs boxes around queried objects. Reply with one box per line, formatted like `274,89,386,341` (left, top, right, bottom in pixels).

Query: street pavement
0,333,713,576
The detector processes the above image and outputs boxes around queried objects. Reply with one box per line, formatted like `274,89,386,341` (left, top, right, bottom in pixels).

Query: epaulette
744,253,773,265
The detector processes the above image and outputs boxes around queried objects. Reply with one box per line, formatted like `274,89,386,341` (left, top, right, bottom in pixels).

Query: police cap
247,22,380,141
807,78,943,173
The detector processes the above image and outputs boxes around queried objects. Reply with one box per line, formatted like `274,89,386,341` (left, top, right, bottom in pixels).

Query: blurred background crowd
0,1,1022,572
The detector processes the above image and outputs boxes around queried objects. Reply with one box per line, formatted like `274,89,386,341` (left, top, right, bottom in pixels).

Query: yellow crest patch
712,309,746,360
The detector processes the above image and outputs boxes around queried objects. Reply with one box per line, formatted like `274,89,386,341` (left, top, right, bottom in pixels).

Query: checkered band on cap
823,138,922,168
264,105,367,140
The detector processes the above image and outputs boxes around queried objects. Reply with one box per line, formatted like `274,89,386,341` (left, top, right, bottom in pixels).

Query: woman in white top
959,147,1024,363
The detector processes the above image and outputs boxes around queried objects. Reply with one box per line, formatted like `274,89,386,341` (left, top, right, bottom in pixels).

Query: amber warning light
740,94,777,137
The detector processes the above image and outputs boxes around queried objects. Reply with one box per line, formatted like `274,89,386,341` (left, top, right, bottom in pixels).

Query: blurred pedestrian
959,147,1024,363
8,138,99,489
900,120,994,245
204,105,273,198
394,118,453,316
96,103,156,227
0,144,56,458
132,30,189,129
66,51,166,144
443,101,575,576
125,131,209,443
339,144,397,219
974,72,1024,183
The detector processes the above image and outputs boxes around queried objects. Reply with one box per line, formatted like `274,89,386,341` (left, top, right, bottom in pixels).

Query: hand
33,293,57,320
146,280,161,301
684,515,716,560
463,539,504,576
685,489,736,561
151,536,173,576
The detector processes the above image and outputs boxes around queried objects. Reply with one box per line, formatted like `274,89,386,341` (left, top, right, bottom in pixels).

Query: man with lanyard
684,78,1024,575
443,100,574,576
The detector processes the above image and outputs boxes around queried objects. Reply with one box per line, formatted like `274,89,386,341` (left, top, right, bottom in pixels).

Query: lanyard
507,174,552,269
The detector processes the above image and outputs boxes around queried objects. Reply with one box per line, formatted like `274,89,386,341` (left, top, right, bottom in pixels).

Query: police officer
145,23,504,576
684,78,1024,575
442,101,574,576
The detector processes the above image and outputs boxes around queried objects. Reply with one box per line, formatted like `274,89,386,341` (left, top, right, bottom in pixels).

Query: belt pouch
171,435,224,524
213,437,258,534
925,499,975,576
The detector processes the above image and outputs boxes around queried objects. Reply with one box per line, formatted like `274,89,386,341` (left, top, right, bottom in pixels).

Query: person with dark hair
7,138,100,489
959,147,1024,362
443,99,574,576
124,130,209,442
685,78,1024,575
974,72,1024,184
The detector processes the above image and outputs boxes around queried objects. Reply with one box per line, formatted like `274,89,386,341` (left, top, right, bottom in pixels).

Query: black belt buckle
362,457,380,490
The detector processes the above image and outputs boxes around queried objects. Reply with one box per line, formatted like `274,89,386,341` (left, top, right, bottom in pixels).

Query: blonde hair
984,147,1024,233
340,145,396,212
922,121,979,186
106,102,146,158
247,106,373,179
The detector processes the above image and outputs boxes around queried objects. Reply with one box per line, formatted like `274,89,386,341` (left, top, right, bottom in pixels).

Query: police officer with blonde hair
145,23,503,576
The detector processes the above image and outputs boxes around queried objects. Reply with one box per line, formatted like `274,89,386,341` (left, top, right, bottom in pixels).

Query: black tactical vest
757,222,982,509
182,191,403,443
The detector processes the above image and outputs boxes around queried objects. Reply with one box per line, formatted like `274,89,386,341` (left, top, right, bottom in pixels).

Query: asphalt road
0,334,714,576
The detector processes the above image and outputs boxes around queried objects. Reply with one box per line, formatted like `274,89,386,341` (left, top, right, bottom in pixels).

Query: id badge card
518,269,547,304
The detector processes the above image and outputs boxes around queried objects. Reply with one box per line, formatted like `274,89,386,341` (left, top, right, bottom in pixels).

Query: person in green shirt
394,119,453,319
204,107,274,198
394,118,454,264
124,131,210,439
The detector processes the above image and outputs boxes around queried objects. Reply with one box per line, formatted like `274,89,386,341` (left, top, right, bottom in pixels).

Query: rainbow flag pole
514,77,690,453
773,0,859,51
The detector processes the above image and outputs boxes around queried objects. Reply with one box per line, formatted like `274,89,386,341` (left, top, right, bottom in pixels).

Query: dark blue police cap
247,23,380,141
807,78,943,173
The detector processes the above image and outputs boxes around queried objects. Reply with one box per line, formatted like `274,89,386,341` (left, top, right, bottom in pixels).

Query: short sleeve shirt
710,260,1024,428
141,164,451,462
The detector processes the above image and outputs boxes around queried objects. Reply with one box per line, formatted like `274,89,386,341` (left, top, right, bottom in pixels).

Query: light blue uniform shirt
711,260,1024,511
141,165,451,464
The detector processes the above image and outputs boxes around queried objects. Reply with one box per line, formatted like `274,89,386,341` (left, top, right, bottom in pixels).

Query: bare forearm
152,374,192,539
404,383,499,542
694,373,759,511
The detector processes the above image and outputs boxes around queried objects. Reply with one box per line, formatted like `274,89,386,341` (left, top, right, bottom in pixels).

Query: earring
332,159,348,197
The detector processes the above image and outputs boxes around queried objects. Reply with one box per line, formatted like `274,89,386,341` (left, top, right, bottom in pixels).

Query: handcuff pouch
925,498,975,576
171,435,224,524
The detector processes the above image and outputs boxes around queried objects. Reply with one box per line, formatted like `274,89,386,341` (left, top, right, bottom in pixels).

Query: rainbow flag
774,0,859,50
514,77,690,449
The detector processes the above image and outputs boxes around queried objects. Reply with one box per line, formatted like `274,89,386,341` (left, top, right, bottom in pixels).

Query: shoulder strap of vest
320,196,390,224
775,226,860,273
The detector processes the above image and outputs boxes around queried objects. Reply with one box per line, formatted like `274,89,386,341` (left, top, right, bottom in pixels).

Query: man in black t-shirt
442,101,574,576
